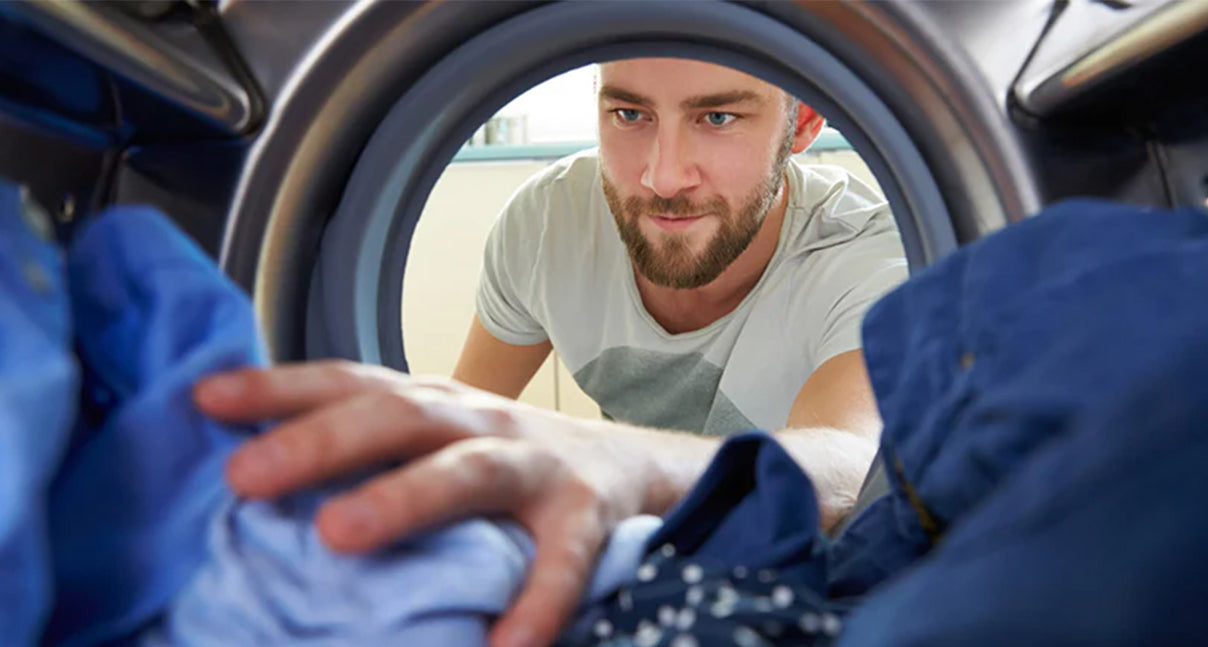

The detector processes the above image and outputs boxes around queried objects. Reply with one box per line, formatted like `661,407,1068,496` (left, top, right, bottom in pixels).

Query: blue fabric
827,199,1208,645
9,193,1207,646
145,494,660,646
831,199,1208,597
837,324,1208,646
558,432,848,646
0,181,79,647
42,205,266,647
0,192,659,646
648,432,827,589
561,199,1208,647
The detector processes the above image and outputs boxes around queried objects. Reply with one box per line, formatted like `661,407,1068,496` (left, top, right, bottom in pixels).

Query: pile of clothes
2,176,1207,646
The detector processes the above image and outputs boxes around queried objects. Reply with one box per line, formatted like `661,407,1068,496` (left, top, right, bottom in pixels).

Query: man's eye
614,109,643,122
704,112,736,127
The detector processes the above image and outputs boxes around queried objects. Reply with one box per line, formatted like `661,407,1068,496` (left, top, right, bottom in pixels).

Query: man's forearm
573,418,723,517
573,417,876,530
774,427,878,531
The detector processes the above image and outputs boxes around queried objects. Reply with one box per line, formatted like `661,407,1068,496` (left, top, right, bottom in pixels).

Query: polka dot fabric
558,432,848,647
558,544,850,647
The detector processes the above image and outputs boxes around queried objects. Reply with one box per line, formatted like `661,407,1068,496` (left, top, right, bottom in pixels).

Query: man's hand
194,360,655,647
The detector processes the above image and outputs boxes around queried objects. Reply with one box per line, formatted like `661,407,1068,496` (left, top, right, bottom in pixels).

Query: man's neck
634,180,789,335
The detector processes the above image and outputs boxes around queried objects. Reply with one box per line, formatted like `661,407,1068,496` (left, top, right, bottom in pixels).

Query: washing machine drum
222,0,1043,368
4,1,1205,367
2,0,1205,575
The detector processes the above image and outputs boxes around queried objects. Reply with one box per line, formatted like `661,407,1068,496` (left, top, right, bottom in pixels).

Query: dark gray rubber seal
311,0,957,370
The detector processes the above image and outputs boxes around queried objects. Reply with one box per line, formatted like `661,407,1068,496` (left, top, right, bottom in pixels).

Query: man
194,59,907,647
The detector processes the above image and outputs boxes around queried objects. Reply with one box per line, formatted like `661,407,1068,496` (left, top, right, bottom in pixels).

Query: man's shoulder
492,147,601,241
784,160,899,251
513,148,602,204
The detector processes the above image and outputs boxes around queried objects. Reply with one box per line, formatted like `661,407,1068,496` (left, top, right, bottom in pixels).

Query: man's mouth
648,213,705,233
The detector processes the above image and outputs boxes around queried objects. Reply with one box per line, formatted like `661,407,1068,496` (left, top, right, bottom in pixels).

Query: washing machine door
4,0,1206,364
209,0,1208,370
3,0,1206,523
218,0,1047,368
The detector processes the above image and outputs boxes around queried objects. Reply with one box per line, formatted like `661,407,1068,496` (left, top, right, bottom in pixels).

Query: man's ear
790,102,826,154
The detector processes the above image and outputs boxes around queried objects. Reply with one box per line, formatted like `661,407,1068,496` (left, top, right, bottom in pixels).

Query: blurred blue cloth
0,194,659,646
14,193,1208,646
43,204,266,647
0,181,80,646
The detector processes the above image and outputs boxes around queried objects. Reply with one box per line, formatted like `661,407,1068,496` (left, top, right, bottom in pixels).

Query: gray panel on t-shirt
574,347,756,436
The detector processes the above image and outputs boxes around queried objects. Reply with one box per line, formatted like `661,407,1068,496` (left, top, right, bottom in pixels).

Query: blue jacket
835,199,1208,645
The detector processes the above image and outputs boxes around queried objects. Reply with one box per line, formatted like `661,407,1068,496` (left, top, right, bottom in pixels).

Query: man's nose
640,126,701,199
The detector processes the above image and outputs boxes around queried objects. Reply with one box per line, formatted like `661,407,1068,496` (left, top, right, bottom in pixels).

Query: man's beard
602,133,794,290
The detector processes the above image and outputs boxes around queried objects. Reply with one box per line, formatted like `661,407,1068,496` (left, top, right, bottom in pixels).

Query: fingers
194,360,402,421
225,387,468,498
490,491,608,647
314,437,552,552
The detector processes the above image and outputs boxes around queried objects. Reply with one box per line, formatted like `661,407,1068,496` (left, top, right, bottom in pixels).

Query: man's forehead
597,58,778,103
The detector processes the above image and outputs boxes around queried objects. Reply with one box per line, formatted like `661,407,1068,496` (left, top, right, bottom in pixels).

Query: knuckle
477,405,521,439
556,477,625,537
557,531,601,574
366,388,417,418
323,359,372,389
534,557,589,595
456,443,513,488
278,416,341,471
560,475,606,510
355,479,405,519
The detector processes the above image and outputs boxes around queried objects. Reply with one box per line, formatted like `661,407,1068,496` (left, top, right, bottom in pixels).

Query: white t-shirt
477,150,907,436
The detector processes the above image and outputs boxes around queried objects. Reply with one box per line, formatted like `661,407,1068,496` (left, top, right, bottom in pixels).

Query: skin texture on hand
194,360,660,647
195,358,878,646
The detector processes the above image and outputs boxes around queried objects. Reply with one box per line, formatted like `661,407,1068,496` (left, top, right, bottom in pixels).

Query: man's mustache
623,195,726,217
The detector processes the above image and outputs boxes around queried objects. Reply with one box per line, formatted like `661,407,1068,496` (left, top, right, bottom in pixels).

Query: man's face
597,58,803,289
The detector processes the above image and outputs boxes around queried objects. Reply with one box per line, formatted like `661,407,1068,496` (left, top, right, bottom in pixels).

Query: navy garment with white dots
557,432,851,647
561,200,1208,647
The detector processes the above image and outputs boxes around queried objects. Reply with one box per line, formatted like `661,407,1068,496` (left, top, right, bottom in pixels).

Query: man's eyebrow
598,85,654,107
681,90,765,110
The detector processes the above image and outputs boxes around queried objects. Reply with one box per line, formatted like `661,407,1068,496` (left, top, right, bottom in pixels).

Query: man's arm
196,351,879,647
777,349,880,529
600,349,879,531
452,315,552,399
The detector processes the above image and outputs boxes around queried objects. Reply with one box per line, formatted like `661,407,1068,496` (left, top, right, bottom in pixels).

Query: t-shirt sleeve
475,178,551,346
811,212,909,368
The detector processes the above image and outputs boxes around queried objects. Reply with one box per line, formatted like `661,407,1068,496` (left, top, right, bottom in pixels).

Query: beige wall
402,149,879,418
